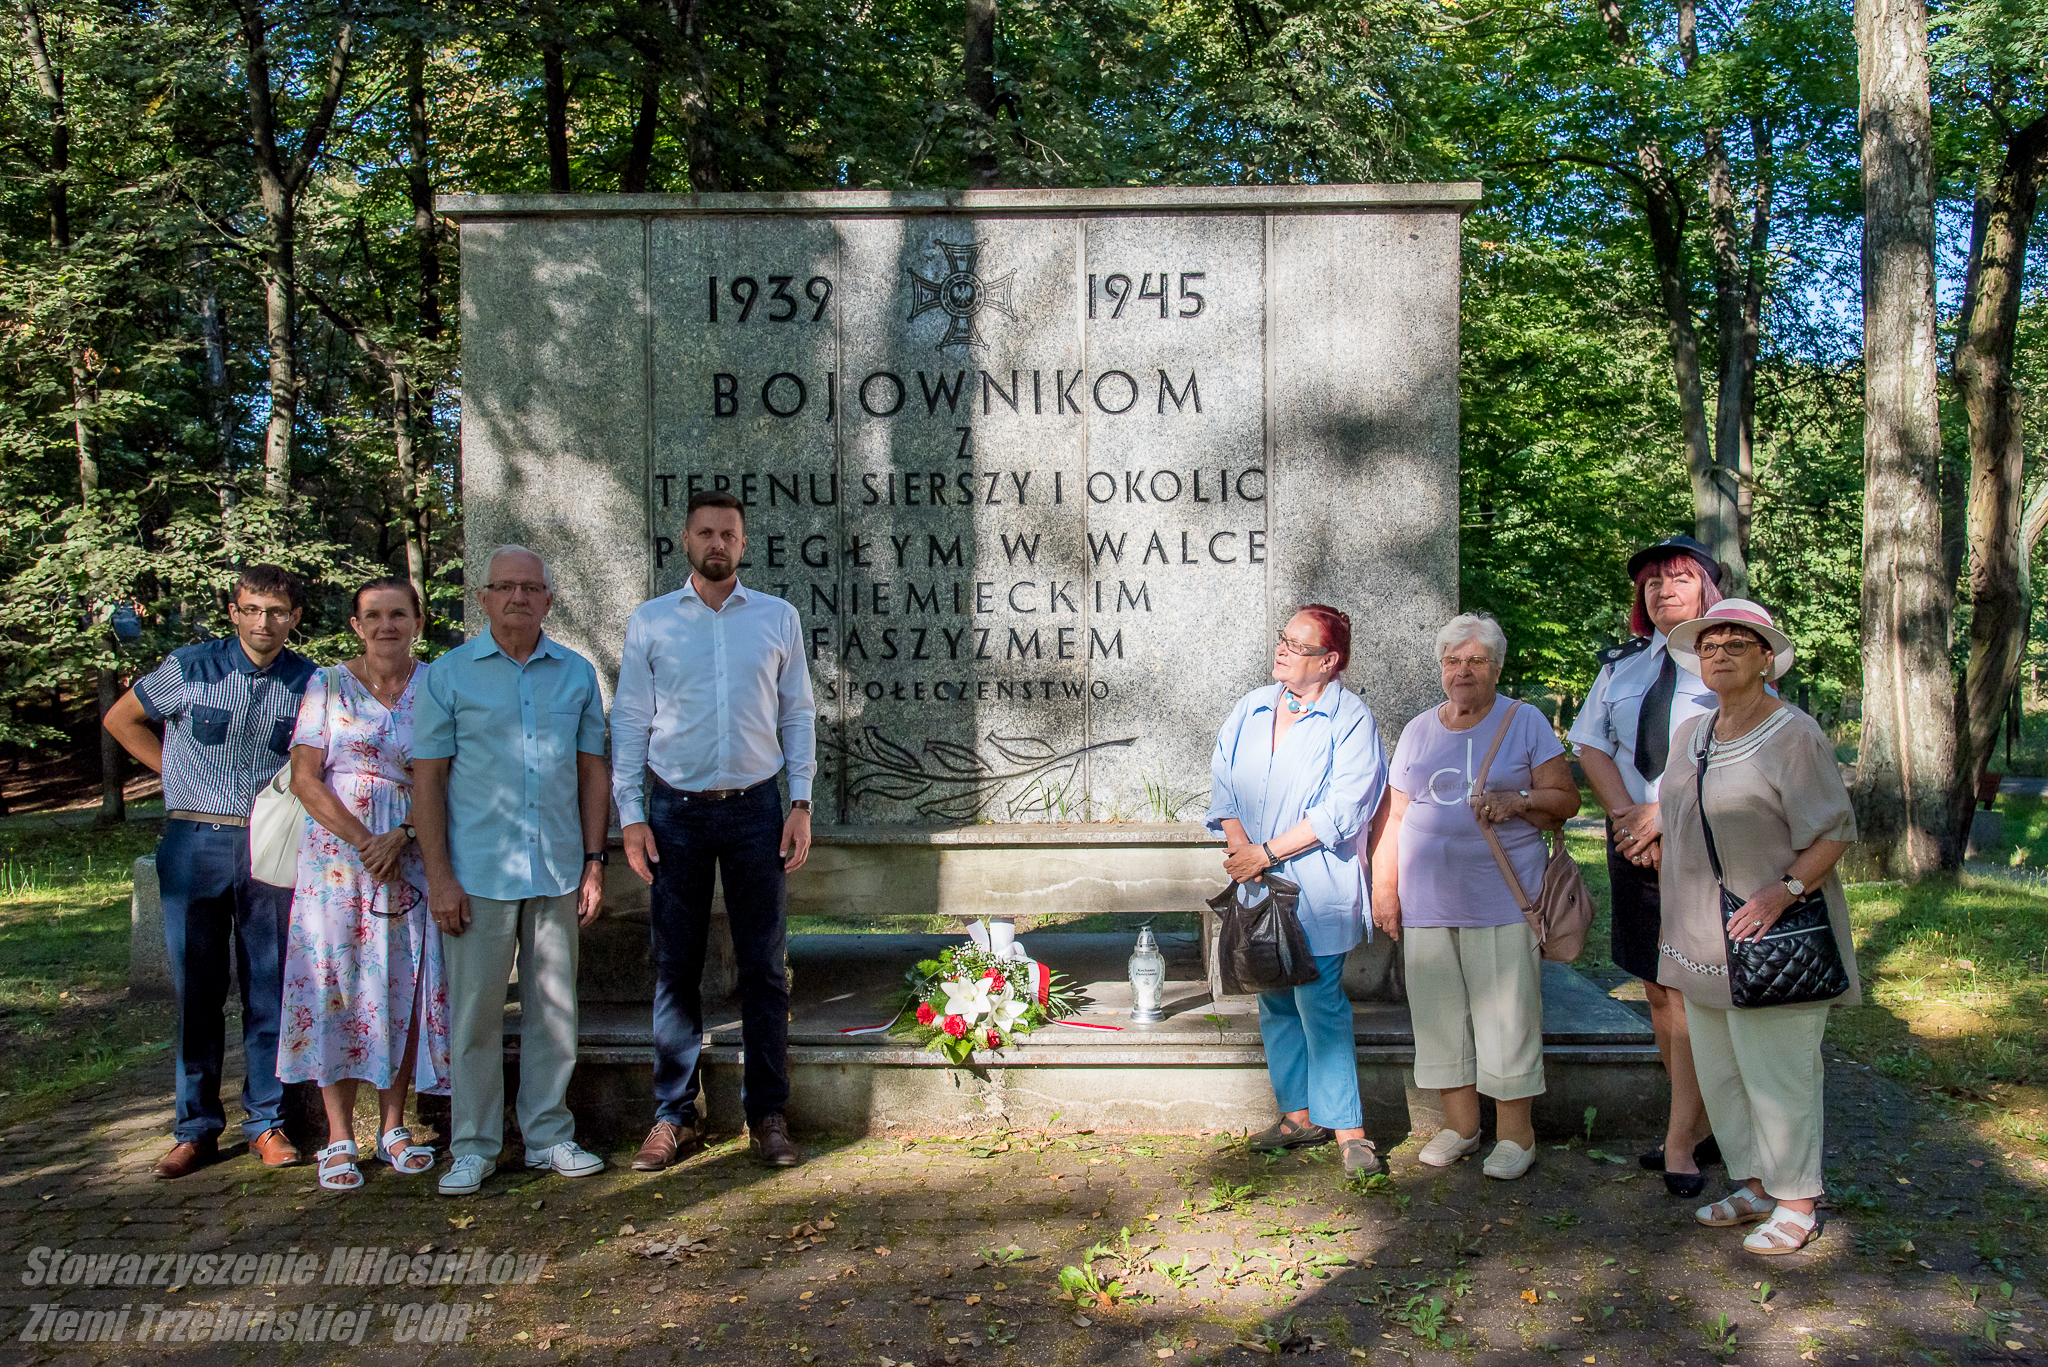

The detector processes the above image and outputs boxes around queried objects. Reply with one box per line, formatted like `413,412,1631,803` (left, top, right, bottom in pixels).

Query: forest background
0,0,2040,866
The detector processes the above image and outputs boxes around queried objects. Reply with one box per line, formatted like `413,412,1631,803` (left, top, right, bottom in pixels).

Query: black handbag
1207,873,1320,995
1694,717,1849,1009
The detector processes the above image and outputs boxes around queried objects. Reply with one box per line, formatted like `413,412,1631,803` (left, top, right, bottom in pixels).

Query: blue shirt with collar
1205,682,1389,957
133,637,316,816
411,626,608,901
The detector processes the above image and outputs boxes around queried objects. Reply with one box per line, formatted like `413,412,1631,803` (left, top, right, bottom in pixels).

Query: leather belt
169,810,249,828
663,776,776,803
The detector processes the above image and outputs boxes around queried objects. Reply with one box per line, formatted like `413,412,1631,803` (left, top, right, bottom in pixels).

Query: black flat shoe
1642,1136,1722,1173
1663,1168,1708,1198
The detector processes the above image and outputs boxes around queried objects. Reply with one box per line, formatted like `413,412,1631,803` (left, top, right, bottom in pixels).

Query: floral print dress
279,665,450,1094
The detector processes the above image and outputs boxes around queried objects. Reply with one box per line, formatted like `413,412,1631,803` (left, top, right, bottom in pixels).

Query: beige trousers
441,892,580,1161
1403,921,1546,1100
1683,998,1828,1200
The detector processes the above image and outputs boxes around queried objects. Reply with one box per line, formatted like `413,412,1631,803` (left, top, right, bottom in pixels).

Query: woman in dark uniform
1566,536,1723,1196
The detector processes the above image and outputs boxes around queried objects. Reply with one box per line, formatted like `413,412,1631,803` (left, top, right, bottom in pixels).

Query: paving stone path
3,1045,2044,1366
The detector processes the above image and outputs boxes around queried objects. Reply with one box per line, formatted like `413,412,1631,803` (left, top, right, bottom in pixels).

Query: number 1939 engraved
709,275,833,323
1089,272,1205,319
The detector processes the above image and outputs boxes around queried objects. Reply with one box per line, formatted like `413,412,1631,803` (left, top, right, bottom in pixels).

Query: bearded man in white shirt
611,490,817,1169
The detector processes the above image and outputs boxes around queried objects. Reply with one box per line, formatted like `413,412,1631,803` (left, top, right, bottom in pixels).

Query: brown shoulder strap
1472,700,1534,910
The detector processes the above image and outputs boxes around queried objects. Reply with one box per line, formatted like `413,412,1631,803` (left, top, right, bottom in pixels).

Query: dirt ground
3,1036,2044,1367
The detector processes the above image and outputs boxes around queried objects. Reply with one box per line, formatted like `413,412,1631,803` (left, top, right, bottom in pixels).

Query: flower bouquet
892,944,1081,1064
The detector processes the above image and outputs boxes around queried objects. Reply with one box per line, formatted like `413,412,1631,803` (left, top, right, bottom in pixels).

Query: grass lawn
0,814,172,1131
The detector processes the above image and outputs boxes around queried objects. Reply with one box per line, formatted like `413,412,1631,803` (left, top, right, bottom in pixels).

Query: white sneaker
438,1154,494,1196
1482,1139,1536,1180
1418,1127,1483,1167
526,1140,605,1178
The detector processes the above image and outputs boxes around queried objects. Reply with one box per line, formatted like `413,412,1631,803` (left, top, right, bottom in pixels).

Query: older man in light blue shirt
412,545,611,1196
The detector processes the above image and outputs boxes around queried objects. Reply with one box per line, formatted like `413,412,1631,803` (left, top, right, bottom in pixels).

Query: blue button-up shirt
133,637,316,816
1205,682,1389,956
411,627,607,901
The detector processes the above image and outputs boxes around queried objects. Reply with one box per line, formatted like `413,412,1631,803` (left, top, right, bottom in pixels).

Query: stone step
506,933,1661,1142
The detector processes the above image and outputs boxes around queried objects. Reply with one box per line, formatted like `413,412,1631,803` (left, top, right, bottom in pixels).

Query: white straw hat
1667,599,1795,682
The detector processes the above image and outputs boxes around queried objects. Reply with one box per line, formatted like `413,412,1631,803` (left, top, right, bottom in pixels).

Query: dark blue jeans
648,777,791,1125
157,820,293,1143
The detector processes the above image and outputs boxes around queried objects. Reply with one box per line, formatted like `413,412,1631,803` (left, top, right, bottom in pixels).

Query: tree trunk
401,38,438,611
623,54,661,193
1853,0,1956,876
235,0,354,502
668,0,722,192
1599,0,1740,588
1737,117,1773,559
964,0,1000,187
542,40,572,193
1950,114,2048,843
20,1,122,824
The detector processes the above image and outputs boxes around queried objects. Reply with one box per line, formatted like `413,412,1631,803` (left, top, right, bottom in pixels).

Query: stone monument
436,184,1477,1000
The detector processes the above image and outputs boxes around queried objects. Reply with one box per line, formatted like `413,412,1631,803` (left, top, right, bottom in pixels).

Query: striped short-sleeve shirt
133,637,317,817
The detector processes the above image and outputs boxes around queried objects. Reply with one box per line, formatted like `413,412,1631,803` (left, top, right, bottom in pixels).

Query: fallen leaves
448,1215,476,1230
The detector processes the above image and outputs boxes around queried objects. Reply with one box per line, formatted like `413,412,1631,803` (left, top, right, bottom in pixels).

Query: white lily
991,998,1030,1034
942,977,993,1024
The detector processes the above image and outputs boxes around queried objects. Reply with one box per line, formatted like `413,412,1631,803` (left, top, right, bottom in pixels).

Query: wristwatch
585,851,608,865
1261,841,1278,865
790,799,811,811
401,824,416,841
1781,875,1805,897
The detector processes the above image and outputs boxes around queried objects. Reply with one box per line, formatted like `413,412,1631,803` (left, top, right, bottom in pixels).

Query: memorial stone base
130,832,1663,1141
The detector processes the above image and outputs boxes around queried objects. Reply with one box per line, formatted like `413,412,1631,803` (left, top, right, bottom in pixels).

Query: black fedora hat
1626,534,1724,587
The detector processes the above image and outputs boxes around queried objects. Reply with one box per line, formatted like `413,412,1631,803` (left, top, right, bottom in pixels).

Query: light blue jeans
1258,952,1362,1130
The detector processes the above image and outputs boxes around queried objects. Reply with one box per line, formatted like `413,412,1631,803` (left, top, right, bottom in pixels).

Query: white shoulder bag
248,666,331,888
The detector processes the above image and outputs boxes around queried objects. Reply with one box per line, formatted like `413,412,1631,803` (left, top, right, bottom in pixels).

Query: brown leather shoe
250,1128,300,1168
631,1120,698,1172
153,1136,218,1180
748,1114,802,1168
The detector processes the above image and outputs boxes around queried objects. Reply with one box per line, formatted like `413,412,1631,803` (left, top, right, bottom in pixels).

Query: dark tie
1635,651,1678,781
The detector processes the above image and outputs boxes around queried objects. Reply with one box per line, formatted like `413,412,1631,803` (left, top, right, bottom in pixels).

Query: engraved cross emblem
907,239,1016,351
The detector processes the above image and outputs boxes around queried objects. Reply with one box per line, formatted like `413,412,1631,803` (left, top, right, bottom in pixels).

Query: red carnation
915,1002,936,1026
986,1029,1002,1048
985,971,1007,992
941,1014,966,1038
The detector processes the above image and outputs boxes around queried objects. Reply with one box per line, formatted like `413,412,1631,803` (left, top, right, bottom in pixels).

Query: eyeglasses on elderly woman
1275,631,1331,657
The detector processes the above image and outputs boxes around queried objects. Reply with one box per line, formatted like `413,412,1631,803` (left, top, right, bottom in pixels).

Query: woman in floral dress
281,577,449,1191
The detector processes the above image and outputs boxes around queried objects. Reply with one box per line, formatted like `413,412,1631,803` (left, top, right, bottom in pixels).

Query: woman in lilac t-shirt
1370,613,1580,1181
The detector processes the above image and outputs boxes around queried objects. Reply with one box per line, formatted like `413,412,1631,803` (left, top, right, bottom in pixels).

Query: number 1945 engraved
709,275,833,323
1089,272,1204,319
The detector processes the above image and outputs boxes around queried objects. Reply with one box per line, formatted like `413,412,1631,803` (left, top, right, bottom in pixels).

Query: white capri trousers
1684,998,1829,1200
1403,920,1545,1100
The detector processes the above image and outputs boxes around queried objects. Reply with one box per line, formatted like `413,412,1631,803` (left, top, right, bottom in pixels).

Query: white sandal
1743,1205,1820,1254
316,1140,363,1192
1696,1188,1773,1226
376,1126,435,1176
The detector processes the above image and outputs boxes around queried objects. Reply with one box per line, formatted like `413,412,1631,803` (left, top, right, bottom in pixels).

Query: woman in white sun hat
1657,599,1860,1256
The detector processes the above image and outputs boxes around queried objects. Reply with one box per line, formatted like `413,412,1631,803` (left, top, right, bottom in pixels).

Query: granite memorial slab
437,186,1478,1001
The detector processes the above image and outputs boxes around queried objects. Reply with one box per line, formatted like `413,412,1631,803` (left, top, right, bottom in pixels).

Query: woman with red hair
1207,605,1389,1176
1566,536,1725,1196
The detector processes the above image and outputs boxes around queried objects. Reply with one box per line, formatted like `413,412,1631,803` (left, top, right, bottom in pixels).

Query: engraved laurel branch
822,728,1137,821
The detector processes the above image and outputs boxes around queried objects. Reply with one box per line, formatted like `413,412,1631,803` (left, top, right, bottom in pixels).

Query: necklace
355,661,413,705
1284,689,1305,713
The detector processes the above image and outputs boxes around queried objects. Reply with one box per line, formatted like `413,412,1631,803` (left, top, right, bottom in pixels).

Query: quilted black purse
1694,717,1849,1009
1206,874,1319,995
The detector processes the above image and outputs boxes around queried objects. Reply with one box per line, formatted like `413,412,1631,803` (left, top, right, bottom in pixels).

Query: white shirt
609,578,818,826
1567,631,1718,806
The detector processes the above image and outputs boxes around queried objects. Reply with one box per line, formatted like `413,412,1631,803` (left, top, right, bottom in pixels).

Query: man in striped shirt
104,565,317,1179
